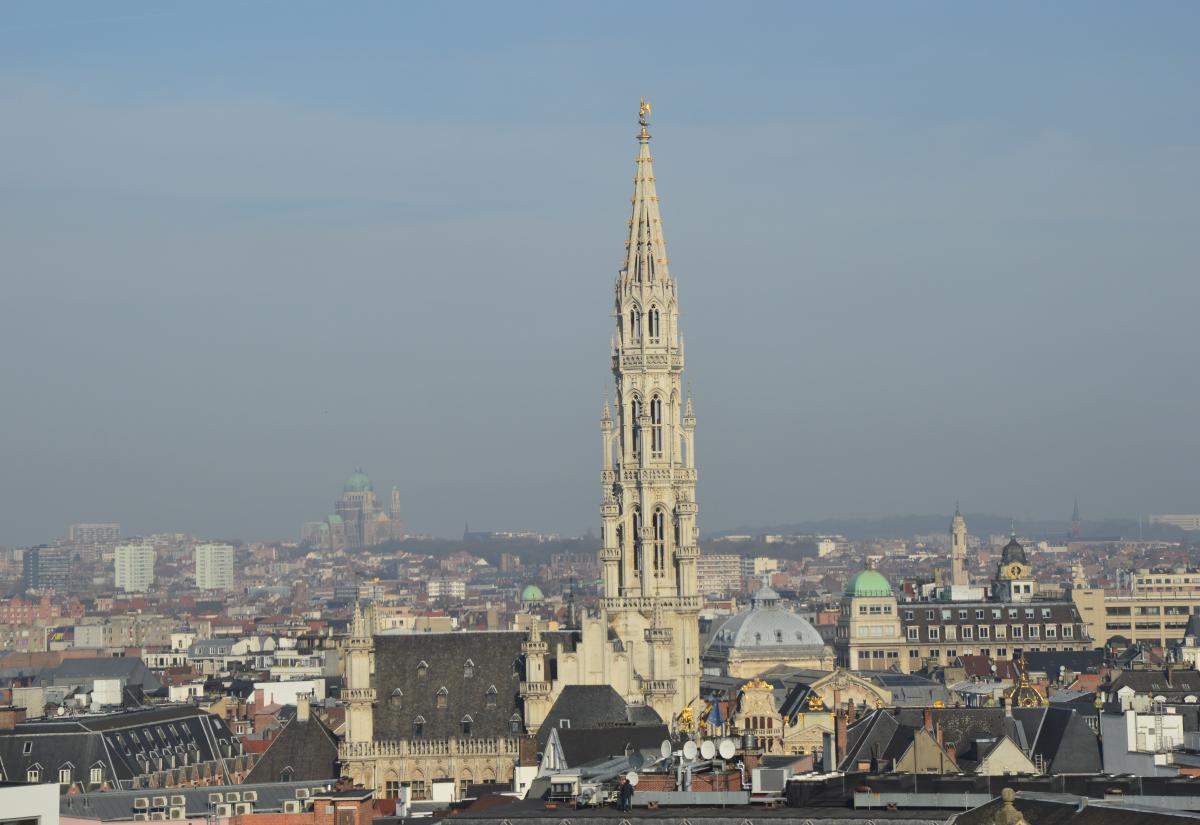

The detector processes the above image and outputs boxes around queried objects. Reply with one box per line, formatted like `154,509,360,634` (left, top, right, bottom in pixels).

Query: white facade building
194,542,235,591
113,543,155,592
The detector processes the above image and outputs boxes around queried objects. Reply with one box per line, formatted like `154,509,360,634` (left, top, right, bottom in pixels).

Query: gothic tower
950,505,969,587
343,601,376,745
599,101,700,719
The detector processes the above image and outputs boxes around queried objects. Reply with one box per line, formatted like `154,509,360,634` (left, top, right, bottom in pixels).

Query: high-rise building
114,543,155,593
22,545,70,592
67,523,120,544
194,543,235,591
598,99,701,717
697,554,743,595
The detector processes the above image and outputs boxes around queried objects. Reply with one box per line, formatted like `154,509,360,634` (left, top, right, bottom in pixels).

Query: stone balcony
340,688,377,702
520,681,551,696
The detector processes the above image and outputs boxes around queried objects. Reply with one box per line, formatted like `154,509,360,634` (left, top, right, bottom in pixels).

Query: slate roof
1022,650,1104,676
1011,707,1102,774
956,793,1200,825
0,705,239,789
536,685,663,751
243,709,339,784
550,724,669,768
373,631,560,741
1110,669,1200,696
43,657,163,693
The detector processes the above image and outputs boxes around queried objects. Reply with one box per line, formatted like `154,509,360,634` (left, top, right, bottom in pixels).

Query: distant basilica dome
344,467,374,493
844,569,893,598
520,584,545,602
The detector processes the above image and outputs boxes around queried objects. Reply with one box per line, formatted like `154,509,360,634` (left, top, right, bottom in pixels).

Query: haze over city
3,3,1198,545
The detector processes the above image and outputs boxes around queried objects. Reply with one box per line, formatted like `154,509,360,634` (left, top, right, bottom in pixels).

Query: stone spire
599,101,700,720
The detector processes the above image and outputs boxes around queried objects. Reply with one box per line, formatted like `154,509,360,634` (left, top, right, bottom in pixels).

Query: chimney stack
923,708,933,730
297,692,311,722
835,710,848,767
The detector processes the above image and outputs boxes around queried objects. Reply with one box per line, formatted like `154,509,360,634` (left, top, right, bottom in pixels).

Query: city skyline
3,3,1199,545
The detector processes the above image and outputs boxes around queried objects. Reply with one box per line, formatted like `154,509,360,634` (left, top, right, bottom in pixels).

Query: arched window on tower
650,396,663,457
632,508,643,574
653,508,667,575
630,307,641,341
631,398,642,457
648,307,660,342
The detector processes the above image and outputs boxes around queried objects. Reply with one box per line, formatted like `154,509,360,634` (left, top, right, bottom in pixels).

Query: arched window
630,307,641,340
650,396,663,457
413,716,425,738
648,307,660,341
631,398,642,456
436,687,449,709
461,715,473,736
632,508,643,573
653,508,667,574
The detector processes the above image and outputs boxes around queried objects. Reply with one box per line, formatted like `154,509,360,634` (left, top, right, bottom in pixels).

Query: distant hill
709,514,1186,543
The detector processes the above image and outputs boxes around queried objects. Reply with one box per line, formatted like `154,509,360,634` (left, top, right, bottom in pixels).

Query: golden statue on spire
639,98,652,138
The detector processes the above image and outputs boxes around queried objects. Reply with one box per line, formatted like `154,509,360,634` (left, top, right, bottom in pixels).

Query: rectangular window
904,610,914,620
1024,608,1035,618
1046,626,1057,639
929,648,940,658
992,609,1002,619
385,781,402,799
59,768,71,785
27,769,40,783
1028,625,1040,639
997,647,1007,657
907,627,919,640
958,610,968,620
978,626,990,640
1064,626,1073,638
90,768,102,784
1011,626,1023,639
962,626,973,640
941,609,952,621
926,610,935,620
928,627,940,641
995,626,1007,640
944,626,957,641
975,609,985,620
1008,609,1018,618
908,649,921,658
1041,608,1052,618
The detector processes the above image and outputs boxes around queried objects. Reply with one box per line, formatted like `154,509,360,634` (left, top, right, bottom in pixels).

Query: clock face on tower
1009,564,1023,579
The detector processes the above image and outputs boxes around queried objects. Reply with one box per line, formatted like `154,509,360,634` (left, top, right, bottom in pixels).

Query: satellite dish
626,771,639,787
660,740,673,758
700,740,716,760
719,738,736,760
682,741,698,761
629,752,645,771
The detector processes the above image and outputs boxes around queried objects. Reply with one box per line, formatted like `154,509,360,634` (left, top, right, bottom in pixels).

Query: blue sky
2,3,1198,543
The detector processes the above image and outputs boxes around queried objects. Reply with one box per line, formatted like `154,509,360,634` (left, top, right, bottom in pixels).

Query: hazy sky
2,3,1198,545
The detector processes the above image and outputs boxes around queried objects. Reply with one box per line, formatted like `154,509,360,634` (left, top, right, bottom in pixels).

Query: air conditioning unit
751,767,789,795
208,793,223,805
152,796,168,808
225,792,240,803
235,803,252,815
243,791,257,802
150,812,166,821
169,807,186,820
283,801,302,813
170,795,185,806
294,789,310,799
215,804,232,817
134,815,150,822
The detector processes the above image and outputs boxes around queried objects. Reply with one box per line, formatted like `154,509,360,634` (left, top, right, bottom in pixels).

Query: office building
194,542,236,591
114,543,155,592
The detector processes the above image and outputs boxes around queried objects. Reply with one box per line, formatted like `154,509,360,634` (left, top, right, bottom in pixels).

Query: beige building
114,543,155,593
697,554,743,595
1071,569,1200,648
194,542,235,591
340,104,703,797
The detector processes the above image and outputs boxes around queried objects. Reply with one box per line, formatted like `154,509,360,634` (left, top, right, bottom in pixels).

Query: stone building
304,468,403,551
703,583,834,677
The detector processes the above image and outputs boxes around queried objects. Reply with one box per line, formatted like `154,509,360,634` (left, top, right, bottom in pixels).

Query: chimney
297,693,311,722
923,708,933,731
945,743,956,763
936,726,944,748
0,706,26,730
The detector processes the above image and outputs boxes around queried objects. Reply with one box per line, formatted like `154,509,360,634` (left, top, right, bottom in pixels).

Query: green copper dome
844,569,893,597
521,584,545,602
343,467,373,493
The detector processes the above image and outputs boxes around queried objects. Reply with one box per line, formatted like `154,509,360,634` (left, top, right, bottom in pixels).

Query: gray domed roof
707,595,826,653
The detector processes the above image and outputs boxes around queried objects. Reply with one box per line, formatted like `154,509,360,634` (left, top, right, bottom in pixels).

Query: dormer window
413,716,425,738
436,687,448,709
417,661,428,679
510,714,523,734
486,685,498,708
389,689,403,709
461,715,473,736
463,660,474,678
